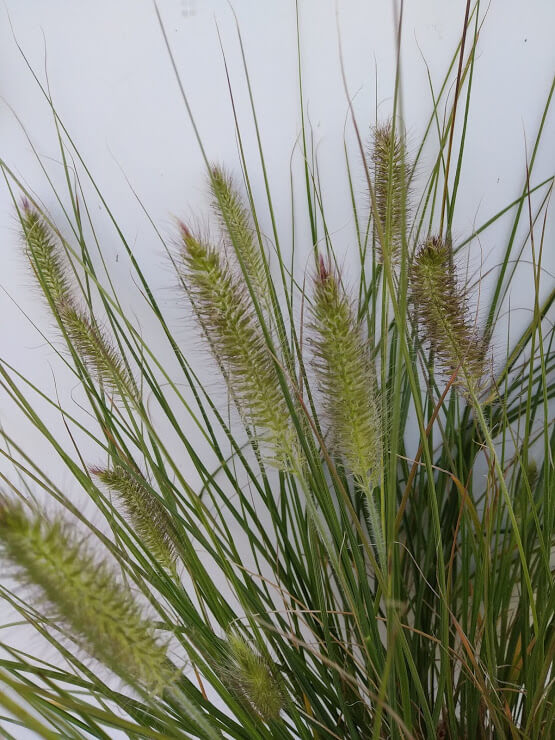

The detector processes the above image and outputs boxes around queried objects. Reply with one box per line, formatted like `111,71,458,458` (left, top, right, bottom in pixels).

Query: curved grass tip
178,225,296,469
92,464,178,571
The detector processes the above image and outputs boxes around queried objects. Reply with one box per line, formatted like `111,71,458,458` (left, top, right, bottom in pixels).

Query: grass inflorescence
410,235,487,393
0,497,172,694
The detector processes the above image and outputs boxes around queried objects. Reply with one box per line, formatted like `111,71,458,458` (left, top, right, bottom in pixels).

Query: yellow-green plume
57,301,136,400
19,201,135,400
224,634,283,722
310,257,381,490
19,199,71,305
370,120,410,263
410,236,486,393
178,223,296,468
0,497,172,694
209,166,268,306
92,465,178,571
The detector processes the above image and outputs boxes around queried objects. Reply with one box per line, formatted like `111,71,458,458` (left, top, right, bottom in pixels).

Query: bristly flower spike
19,198,71,305
57,301,137,400
92,465,178,572
310,257,385,562
209,166,269,308
224,633,283,722
410,236,486,393
370,120,411,264
311,256,382,489
0,497,172,694
19,202,136,401
178,223,296,469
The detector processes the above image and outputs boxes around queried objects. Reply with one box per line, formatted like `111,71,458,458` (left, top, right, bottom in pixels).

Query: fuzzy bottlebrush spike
370,120,410,263
310,257,381,491
92,465,178,571
19,199,71,305
410,236,486,393
0,498,172,694
209,166,268,306
178,223,296,468
19,202,136,400
57,301,137,400
224,634,283,722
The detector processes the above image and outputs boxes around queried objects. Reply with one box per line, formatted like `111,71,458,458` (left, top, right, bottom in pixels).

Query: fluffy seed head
209,166,268,306
310,257,381,490
0,497,172,694
179,226,296,468
92,465,178,571
410,236,486,393
58,302,136,400
224,634,283,722
19,200,71,305
370,120,410,263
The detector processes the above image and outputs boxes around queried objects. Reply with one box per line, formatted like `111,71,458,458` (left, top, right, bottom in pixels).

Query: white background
0,1,554,737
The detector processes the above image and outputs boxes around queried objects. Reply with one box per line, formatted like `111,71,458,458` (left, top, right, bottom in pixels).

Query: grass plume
223,634,283,722
310,256,384,562
310,256,381,489
19,201,136,400
0,497,172,694
92,465,178,571
209,166,268,307
410,236,486,392
19,199,71,305
370,120,410,263
178,223,296,468
57,301,137,400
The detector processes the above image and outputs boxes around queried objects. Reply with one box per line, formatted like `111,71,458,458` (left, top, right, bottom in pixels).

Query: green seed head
410,236,486,393
209,166,268,306
19,200,71,305
311,256,381,490
58,302,136,400
224,634,283,722
179,224,296,468
370,120,410,264
92,465,178,571
0,498,172,694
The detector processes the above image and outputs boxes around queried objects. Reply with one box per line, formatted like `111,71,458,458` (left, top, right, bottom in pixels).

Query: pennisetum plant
0,3,553,739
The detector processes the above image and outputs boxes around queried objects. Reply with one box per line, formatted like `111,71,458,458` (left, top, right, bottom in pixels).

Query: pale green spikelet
58,301,136,400
310,256,381,491
370,120,410,263
19,201,135,400
178,223,296,468
19,199,71,304
0,497,172,694
92,465,178,571
209,166,268,305
224,634,283,722
410,236,486,393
